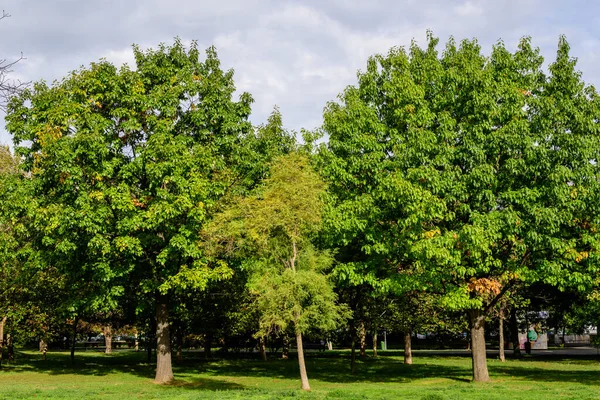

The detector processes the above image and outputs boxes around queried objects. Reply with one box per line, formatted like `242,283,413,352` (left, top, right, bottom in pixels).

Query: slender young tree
206,153,350,391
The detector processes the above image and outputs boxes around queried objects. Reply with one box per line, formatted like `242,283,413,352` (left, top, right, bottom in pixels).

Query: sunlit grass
0,349,599,399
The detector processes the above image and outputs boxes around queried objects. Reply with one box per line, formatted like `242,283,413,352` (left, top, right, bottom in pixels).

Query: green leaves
206,153,349,337
4,40,258,319
320,33,600,311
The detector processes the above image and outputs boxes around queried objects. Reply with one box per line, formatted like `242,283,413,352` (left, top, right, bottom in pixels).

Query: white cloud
1,0,600,146
454,1,484,17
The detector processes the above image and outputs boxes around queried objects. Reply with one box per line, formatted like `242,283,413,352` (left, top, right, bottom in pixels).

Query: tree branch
0,11,29,111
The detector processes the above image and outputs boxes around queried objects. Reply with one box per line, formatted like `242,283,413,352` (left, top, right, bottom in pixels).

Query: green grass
0,349,599,399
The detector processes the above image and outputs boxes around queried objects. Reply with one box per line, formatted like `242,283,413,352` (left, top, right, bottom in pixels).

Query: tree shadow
3,348,599,390
190,353,474,384
163,377,245,391
488,362,600,386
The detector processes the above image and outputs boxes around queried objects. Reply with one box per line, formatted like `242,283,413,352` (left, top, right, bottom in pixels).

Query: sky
1,0,599,145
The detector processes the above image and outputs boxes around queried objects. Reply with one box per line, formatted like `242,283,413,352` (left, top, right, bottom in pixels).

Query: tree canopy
319,33,600,381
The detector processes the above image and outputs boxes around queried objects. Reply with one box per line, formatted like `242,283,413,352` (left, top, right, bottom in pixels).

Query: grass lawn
0,349,599,399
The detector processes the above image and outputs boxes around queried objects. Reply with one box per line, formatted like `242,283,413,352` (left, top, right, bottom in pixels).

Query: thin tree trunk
524,310,531,354
70,317,79,365
147,331,152,362
40,339,48,361
6,334,13,362
350,337,356,375
469,309,490,382
349,319,356,374
154,293,174,384
259,337,267,361
0,316,6,367
510,308,521,358
372,332,378,359
499,314,505,362
176,327,183,363
295,330,311,391
404,330,413,365
204,332,213,359
282,334,289,359
359,321,367,359
103,325,112,354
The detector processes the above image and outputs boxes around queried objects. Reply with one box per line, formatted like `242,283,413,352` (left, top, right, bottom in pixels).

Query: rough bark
259,337,267,361
510,308,521,358
70,317,79,365
103,325,112,354
404,330,413,365
372,332,378,359
359,321,367,359
295,330,311,391
154,294,174,384
499,315,505,362
469,309,490,382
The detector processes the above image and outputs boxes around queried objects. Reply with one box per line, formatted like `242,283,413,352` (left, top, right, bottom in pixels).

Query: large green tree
319,33,600,381
6,39,255,382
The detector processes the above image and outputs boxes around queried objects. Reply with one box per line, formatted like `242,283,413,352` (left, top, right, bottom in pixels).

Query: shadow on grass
488,362,600,386
163,376,245,391
2,348,599,391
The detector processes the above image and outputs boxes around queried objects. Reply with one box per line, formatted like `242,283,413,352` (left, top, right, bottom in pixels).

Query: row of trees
1,33,599,388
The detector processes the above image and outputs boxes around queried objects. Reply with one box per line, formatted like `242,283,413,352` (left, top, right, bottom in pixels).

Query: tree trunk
154,293,174,384
524,310,531,354
282,334,289,359
510,308,521,358
295,330,311,391
350,337,356,375
103,325,112,354
70,317,79,365
176,327,183,363
469,309,490,382
359,321,367,359
259,337,267,361
372,332,378,359
147,332,152,362
0,316,6,367
499,314,505,362
203,332,213,359
404,330,413,365
6,334,13,362
40,339,48,361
